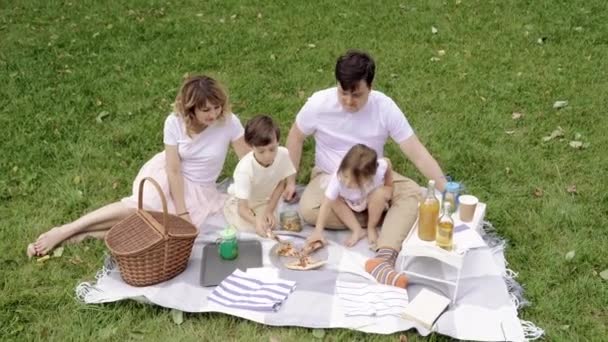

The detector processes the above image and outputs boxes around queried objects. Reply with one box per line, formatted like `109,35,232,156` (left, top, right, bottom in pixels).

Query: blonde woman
27,75,249,257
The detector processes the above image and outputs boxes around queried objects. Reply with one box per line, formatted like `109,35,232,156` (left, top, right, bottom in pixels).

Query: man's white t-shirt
229,146,296,207
295,87,414,175
325,158,388,212
163,113,244,185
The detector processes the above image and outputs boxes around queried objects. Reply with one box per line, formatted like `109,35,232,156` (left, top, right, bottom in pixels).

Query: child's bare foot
32,227,71,256
345,229,366,247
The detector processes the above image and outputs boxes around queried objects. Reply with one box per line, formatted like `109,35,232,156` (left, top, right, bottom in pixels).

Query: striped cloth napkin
336,281,409,317
208,269,297,312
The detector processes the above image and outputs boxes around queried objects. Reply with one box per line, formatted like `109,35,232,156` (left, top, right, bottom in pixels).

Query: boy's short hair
335,49,376,91
244,114,280,147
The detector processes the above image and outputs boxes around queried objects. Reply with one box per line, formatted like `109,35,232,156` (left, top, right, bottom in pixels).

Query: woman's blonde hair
173,75,231,136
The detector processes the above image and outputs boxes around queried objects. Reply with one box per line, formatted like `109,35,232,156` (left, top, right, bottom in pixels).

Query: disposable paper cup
458,195,479,222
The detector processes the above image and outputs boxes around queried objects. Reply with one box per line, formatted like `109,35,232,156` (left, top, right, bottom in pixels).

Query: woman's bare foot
26,243,37,258
31,226,72,256
345,229,366,247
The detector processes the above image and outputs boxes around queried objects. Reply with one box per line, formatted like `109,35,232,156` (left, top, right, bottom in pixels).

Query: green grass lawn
2,0,607,340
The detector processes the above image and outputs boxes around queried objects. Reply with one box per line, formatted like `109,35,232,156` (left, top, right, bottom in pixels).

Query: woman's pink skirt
121,152,226,229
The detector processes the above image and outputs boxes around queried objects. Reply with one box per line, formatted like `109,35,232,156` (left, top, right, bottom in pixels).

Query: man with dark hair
284,49,446,288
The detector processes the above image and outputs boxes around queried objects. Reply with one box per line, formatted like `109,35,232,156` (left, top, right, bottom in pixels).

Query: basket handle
137,177,169,233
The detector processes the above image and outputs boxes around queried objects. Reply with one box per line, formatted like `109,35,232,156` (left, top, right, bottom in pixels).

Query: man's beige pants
299,168,421,251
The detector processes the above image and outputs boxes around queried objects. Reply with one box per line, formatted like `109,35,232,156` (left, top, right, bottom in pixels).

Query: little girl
309,143,393,247
27,75,249,257
224,115,296,237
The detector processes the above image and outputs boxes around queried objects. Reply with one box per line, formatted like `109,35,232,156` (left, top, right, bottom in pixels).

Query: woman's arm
231,136,250,160
165,145,189,218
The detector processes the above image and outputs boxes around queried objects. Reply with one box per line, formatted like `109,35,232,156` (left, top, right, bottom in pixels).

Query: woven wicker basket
105,177,198,287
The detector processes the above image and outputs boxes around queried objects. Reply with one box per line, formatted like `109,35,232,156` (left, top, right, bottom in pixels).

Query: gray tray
200,240,262,287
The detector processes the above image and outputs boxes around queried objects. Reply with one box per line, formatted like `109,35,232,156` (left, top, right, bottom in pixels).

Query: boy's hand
255,215,270,237
264,211,277,230
282,179,298,204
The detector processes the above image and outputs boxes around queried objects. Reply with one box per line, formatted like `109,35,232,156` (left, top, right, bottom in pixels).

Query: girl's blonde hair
338,144,378,189
173,75,231,136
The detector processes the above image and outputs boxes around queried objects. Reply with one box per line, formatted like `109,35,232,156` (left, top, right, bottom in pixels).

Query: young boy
224,115,296,237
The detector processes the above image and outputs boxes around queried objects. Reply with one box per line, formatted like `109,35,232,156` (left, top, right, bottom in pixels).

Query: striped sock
375,247,398,262
365,257,408,288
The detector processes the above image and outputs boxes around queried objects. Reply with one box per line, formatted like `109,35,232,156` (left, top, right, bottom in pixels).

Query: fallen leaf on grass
566,184,577,194
553,100,568,109
533,188,543,198
512,112,523,120
437,49,446,56
565,250,575,261
96,111,110,123
307,43,316,48
569,141,583,149
600,269,608,280
430,57,441,62
505,167,512,174
312,329,325,339
69,255,83,265
505,130,516,135
171,309,184,325
52,247,64,257
542,126,564,141
431,26,438,34
230,14,237,20
37,255,51,263
73,175,81,184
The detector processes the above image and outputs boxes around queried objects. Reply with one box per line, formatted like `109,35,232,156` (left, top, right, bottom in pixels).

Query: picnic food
276,242,299,257
285,255,326,270
301,240,324,256
280,211,302,232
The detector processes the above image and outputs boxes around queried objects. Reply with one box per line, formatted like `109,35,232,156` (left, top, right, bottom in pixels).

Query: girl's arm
307,196,331,244
165,145,189,218
231,136,250,160
383,158,394,187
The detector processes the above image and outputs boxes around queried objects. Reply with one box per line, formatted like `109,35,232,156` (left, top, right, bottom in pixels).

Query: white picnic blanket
76,211,543,341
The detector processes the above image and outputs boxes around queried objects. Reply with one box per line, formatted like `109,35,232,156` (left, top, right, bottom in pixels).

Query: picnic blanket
76,206,543,341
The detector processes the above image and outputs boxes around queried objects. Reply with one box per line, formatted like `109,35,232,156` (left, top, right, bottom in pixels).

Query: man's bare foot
32,227,71,256
345,229,366,247
367,227,378,248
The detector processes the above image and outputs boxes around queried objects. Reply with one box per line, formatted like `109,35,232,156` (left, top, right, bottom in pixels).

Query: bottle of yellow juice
418,180,440,241
436,202,454,251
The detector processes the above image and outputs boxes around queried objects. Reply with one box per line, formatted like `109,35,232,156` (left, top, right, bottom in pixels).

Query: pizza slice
276,242,299,257
284,256,326,270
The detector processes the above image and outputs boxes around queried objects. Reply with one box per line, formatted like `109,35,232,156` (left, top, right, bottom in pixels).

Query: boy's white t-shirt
229,146,296,207
295,87,414,175
325,158,388,212
163,113,244,185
